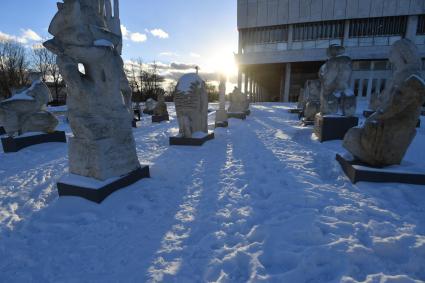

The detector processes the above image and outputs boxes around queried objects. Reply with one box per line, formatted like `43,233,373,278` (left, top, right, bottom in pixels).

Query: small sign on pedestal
314,114,359,142
1,131,67,153
169,131,214,146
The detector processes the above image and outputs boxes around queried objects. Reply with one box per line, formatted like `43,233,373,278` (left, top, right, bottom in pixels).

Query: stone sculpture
343,39,425,167
0,72,58,136
174,73,208,138
44,0,141,181
144,98,157,115
302,80,321,122
319,45,356,116
228,87,249,114
215,75,228,127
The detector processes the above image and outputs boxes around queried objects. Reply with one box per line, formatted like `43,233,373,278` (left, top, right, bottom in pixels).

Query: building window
349,16,407,38
241,25,289,46
418,15,425,35
293,20,344,41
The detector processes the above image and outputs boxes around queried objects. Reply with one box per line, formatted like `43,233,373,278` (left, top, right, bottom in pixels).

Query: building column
406,15,419,41
249,75,253,102
244,73,249,97
279,68,285,102
237,71,242,90
283,63,291,102
288,25,294,50
366,61,375,99
343,20,350,46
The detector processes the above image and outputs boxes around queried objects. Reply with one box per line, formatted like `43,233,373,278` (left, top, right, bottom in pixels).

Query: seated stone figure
153,92,168,117
174,73,208,138
343,39,425,167
319,45,356,116
228,87,249,113
0,73,58,137
302,80,321,121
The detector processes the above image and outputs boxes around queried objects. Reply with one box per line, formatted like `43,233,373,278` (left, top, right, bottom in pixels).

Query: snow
94,39,114,48
3,91,35,102
59,174,120,190
0,102,424,282
176,73,204,94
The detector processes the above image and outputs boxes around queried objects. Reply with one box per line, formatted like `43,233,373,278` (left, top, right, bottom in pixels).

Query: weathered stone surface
0,73,58,136
215,76,228,126
144,98,157,114
302,80,321,121
343,39,425,167
44,0,140,181
319,45,356,116
174,73,208,138
153,93,168,117
228,87,249,114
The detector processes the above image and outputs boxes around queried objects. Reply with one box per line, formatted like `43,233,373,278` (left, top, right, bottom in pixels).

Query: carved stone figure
302,80,321,121
174,73,208,138
343,39,425,167
215,76,228,126
44,0,140,180
319,45,356,116
0,73,58,136
228,87,249,113
144,98,157,115
153,93,168,117
297,88,305,110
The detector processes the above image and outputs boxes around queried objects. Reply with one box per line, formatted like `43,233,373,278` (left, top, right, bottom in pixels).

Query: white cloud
130,32,147,43
21,29,42,41
190,52,201,58
150,28,169,39
0,29,42,44
160,52,178,57
121,24,129,39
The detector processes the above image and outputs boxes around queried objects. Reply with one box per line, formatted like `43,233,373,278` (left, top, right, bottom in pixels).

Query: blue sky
0,0,239,83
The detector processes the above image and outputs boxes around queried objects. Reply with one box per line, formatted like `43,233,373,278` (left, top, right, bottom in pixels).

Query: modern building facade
236,0,425,102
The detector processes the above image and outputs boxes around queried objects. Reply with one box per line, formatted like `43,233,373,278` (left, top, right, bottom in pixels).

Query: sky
0,0,239,86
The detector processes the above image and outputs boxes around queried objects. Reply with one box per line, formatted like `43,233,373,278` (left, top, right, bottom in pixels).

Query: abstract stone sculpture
44,0,141,181
174,73,208,138
0,73,58,136
153,93,168,117
343,39,425,167
144,98,157,115
215,75,228,127
319,45,356,116
302,80,321,122
228,87,249,114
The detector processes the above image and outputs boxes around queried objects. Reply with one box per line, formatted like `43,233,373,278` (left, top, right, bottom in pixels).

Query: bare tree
0,40,29,99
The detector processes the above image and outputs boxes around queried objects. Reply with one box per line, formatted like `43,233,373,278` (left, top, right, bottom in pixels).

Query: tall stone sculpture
319,45,356,116
171,73,213,146
45,0,148,202
301,79,321,124
314,45,358,142
343,39,425,167
152,92,169,123
215,75,228,128
0,73,66,152
228,87,249,120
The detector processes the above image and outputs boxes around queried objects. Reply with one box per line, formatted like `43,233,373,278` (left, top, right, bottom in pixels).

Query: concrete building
236,0,425,102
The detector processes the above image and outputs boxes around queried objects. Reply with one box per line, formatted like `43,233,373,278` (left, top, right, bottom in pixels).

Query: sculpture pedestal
169,132,214,146
57,166,150,203
152,114,169,123
314,115,359,142
228,112,247,120
289,108,303,114
215,121,229,128
336,154,425,185
1,131,66,153
0,127,5,136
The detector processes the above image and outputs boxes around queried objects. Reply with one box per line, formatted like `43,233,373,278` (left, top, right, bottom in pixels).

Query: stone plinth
169,132,214,146
336,154,425,185
228,112,247,120
152,114,169,123
57,166,150,203
314,114,358,142
1,131,66,153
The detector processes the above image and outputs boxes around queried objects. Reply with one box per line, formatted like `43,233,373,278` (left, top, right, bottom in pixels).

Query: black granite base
0,127,5,136
169,132,215,146
288,108,303,114
57,166,150,203
152,114,169,123
215,121,229,128
364,110,420,128
314,115,359,142
1,131,67,153
301,119,314,126
336,154,425,185
228,112,247,120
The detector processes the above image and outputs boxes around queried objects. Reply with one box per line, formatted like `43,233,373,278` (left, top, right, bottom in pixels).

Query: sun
203,47,239,79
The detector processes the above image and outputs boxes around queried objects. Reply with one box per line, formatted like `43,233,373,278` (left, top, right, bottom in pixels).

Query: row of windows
349,16,407,38
241,15,416,46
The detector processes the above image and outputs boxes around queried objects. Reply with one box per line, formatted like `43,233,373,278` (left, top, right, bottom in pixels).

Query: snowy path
0,103,424,282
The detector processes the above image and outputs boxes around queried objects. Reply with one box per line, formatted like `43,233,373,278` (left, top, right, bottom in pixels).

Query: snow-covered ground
0,102,424,283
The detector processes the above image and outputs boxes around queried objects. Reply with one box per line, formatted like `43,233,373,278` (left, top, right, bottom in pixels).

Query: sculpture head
389,39,421,74
327,45,345,58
